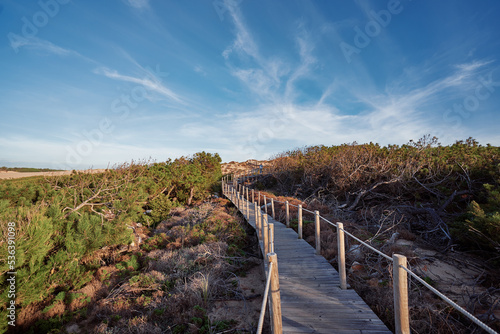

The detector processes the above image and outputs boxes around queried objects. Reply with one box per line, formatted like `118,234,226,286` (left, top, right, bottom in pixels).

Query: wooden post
251,189,254,203
285,201,290,228
337,223,347,290
315,210,320,255
256,208,262,240
298,204,303,239
271,198,275,219
263,215,269,256
254,203,259,237
258,192,261,207
393,254,410,334
246,196,250,219
269,223,274,253
246,186,249,202
268,253,283,334
264,195,268,215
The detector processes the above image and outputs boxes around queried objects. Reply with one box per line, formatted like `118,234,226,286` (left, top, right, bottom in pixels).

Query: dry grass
18,198,265,334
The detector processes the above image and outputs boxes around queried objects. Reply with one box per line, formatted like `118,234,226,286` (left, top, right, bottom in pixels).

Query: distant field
0,169,106,180
0,167,63,173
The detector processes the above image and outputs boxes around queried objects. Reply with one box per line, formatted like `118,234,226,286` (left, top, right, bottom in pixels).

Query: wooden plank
282,320,390,330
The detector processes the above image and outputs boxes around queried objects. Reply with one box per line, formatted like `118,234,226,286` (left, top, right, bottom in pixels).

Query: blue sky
1,0,500,169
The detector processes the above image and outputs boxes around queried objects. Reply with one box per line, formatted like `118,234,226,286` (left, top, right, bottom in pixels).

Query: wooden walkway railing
223,178,392,334
222,173,499,334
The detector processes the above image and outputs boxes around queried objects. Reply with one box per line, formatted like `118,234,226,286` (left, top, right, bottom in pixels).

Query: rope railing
401,266,498,334
222,179,282,334
257,261,273,334
321,217,393,262
222,175,499,334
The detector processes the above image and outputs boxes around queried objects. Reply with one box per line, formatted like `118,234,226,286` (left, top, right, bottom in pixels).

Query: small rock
388,232,400,244
350,261,364,274
348,245,364,261
66,324,80,333
395,239,414,247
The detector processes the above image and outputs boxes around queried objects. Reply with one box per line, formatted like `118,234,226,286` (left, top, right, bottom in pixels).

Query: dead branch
346,177,401,211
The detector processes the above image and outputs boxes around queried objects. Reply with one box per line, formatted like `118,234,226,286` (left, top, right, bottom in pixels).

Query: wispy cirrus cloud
213,1,499,160
194,65,207,76
9,36,94,61
125,0,149,9
351,58,498,144
94,67,184,103
9,36,102,69
10,36,71,55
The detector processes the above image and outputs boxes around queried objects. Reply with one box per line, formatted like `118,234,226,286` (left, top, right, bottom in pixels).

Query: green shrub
0,152,223,331
452,182,500,253
149,195,175,224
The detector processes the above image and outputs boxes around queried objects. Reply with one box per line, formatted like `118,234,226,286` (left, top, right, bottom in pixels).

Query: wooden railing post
271,198,275,219
269,223,274,253
315,210,321,255
246,195,250,219
254,203,260,238
268,253,283,334
298,204,303,239
264,195,268,215
251,189,254,203
337,223,347,290
243,187,246,216
258,192,261,207
257,209,262,240
393,254,410,334
246,186,249,202
263,215,269,256
285,201,290,227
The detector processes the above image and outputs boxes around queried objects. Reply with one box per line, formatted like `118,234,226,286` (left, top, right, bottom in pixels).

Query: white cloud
455,59,494,73
9,37,86,58
95,67,184,103
194,65,207,76
125,0,149,9
211,3,500,160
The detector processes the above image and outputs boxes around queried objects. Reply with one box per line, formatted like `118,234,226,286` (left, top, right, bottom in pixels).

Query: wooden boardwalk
237,197,392,333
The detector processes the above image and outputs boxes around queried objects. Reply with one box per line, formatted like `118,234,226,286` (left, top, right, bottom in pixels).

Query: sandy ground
0,169,107,180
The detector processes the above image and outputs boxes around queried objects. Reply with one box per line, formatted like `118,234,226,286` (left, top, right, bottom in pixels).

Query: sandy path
0,169,106,180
